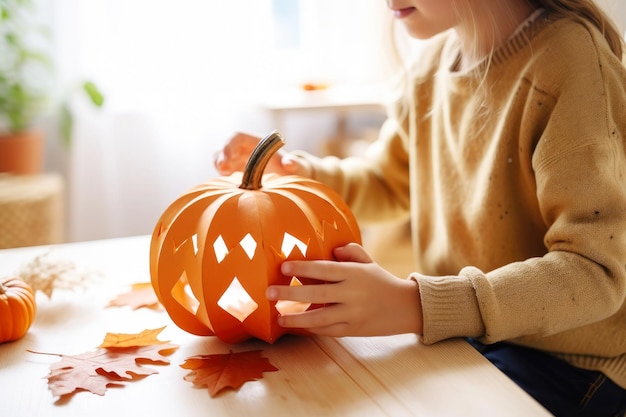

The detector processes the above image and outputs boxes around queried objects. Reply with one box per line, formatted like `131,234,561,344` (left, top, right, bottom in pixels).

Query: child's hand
214,131,310,177
267,243,423,337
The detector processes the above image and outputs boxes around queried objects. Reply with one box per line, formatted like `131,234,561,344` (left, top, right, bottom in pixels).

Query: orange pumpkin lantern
150,131,361,344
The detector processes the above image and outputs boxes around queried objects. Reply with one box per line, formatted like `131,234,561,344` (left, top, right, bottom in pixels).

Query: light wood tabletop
0,235,552,417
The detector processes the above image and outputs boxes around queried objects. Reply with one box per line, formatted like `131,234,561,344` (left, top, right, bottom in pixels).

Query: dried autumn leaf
17,251,97,298
107,282,161,310
181,350,278,397
32,328,178,399
45,344,176,397
99,327,170,348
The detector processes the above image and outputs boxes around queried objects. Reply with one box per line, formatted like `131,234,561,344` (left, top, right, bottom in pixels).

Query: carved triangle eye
281,232,307,257
213,233,258,263
213,235,228,263
240,233,257,260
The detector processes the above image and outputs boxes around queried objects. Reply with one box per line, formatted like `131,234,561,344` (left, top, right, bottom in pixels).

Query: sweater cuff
291,151,342,184
411,268,485,344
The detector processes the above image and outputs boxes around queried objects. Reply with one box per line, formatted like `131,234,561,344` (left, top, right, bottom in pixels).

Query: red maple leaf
181,350,278,397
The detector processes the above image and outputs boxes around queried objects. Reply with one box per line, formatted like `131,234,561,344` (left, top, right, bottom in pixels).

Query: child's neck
455,1,538,71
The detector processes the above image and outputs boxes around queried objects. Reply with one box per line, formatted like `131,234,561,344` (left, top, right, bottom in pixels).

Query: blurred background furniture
258,84,387,151
0,173,65,248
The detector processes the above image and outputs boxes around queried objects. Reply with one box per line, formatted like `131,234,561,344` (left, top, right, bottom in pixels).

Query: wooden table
0,236,552,416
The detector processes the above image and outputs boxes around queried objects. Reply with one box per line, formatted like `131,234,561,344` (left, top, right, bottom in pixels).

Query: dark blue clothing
468,339,626,417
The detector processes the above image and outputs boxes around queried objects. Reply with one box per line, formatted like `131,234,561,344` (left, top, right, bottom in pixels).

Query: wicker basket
0,173,65,249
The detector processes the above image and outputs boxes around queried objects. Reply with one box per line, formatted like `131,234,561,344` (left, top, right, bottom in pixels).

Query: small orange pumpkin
150,131,361,344
0,277,37,343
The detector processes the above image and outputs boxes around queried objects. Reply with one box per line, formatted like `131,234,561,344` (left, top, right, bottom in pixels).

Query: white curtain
42,0,388,242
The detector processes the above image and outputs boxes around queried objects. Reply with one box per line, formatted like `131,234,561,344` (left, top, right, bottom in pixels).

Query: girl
215,1,626,415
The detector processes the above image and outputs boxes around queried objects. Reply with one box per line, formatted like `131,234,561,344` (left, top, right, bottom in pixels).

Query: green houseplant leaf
59,81,105,148
0,0,52,134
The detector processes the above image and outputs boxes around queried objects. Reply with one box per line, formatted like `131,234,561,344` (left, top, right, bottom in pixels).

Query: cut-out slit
281,232,308,257
174,234,199,256
191,233,198,255
171,271,200,315
275,277,311,315
174,238,185,253
218,277,258,322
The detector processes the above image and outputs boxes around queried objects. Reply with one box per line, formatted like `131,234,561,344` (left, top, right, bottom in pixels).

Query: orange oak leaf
32,328,178,399
107,282,161,310
99,326,170,348
181,350,278,397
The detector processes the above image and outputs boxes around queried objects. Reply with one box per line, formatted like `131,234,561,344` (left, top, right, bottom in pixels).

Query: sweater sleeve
292,108,412,224
415,23,626,353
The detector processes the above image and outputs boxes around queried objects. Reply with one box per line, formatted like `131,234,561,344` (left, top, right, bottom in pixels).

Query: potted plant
0,0,103,174
0,0,51,174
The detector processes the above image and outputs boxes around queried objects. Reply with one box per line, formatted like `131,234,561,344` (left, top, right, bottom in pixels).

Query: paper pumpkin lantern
150,130,361,344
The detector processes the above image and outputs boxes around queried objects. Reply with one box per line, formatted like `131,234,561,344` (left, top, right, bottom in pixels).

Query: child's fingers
277,304,347,331
266,281,338,304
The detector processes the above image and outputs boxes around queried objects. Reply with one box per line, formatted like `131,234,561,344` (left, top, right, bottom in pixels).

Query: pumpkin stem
239,130,286,190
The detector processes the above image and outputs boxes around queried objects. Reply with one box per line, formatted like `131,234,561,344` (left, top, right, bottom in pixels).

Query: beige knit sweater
295,12,626,389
